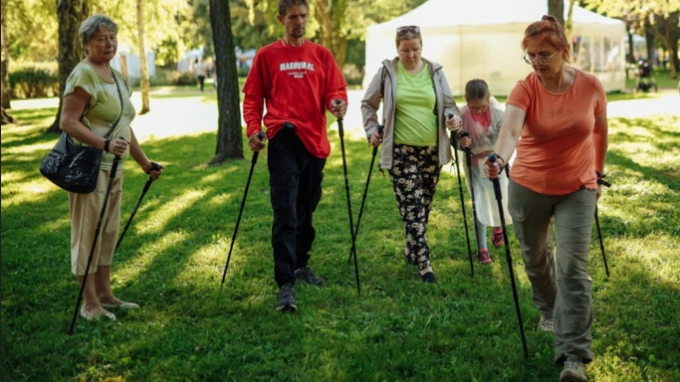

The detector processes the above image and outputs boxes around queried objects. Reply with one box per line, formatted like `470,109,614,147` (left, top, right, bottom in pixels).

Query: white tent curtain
363,0,626,95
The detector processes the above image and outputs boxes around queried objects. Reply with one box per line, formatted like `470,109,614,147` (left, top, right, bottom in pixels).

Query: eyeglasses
523,51,558,65
397,25,420,35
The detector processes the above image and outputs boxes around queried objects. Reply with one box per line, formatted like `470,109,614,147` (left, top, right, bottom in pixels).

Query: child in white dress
458,79,512,264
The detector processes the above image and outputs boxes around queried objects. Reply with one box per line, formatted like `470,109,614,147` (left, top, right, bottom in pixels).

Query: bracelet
104,139,111,153
596,170,606,178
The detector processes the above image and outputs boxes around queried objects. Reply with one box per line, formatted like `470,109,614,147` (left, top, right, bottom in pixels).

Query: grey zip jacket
361,57,460,170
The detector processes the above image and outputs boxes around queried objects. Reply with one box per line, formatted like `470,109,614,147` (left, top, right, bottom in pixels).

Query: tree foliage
4,0,429,71
585,0,680,77
241,0,428,68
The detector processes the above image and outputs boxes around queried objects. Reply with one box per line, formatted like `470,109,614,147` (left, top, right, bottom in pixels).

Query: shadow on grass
0,108,60,151
2,109,679,381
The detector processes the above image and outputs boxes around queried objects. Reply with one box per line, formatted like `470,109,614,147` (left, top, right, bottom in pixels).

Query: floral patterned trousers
389,144,441,271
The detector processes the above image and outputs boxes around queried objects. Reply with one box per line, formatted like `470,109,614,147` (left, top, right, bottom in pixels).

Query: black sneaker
276,284,297,312
421,272,436,283
294,266,325,286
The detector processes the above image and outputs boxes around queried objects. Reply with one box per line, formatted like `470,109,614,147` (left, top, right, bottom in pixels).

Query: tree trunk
312,0,348,68
1,108,17,125
548,0,565,27
1,0,12,111
644,20,655,66
650,11,679,79
671,43,679,79
627,32,635,63
564,0,576,50
137,0,150,114
47,0,89,133
209,0,243,164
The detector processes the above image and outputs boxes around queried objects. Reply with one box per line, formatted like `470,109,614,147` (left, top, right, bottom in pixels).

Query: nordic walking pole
348,126,384,264
488,153,528,358
221,132,265,287
463,138,482,258
448,114,474,277
594,207,609,278
595,176,611,277
335,100,361,295
115,162,164,251
69,155,121,335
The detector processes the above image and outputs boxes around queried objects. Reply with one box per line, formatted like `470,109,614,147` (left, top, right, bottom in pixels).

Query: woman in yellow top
361,25,462,283
60,14,163,321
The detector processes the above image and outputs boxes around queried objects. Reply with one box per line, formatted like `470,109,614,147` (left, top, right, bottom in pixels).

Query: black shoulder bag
40,71,124,194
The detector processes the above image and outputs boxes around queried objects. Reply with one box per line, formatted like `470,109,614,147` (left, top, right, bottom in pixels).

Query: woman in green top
60,14,163,321
361,26,462,283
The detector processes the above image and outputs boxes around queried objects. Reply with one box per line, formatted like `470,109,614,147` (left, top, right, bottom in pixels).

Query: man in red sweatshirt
242,0,348,312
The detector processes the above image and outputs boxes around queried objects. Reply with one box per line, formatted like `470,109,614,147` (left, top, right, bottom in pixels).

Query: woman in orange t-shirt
484,16,608,382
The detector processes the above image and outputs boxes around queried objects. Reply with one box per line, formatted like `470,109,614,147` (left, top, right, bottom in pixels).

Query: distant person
242,0,347,312
485,15,608,382
457,79,511,264
194,58,207,91
211,62,217,89
60,14,163,321
361,25,462,283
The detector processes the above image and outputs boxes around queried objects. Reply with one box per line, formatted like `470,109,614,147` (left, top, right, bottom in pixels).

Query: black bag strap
107,70,125,138
380,66,387,97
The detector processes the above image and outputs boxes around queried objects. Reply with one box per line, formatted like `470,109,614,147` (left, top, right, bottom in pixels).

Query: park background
2,0,679,381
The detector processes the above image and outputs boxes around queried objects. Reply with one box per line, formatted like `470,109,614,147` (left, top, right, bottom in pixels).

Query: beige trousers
69,169,123,275
508,178,597,365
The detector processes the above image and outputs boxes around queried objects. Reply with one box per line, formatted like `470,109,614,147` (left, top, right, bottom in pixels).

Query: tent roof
368,0,623,32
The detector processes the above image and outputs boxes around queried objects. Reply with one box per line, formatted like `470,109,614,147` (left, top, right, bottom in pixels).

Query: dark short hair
278,0,308,17
465,79,490,101
522,15,569,57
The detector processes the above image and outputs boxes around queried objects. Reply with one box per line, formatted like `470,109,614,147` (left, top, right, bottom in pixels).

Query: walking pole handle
448,113,458,147
371,126,385,152
488,153,499,163
147,162,164,174
143,162,165,192
251,132,266,164
333,99,343,122
488,154,503,200
447,113,465,147
460,132,471,159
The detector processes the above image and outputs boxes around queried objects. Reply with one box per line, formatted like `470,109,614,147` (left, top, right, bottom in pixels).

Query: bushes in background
151,68,196,87
8,62,59,99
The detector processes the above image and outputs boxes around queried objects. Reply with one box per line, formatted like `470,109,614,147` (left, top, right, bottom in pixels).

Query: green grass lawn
1,95,679,381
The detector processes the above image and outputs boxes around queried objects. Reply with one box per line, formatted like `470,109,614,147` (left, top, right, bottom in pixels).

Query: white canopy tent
363,0,627,95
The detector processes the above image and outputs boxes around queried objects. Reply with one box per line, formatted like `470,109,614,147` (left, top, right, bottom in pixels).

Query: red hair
522,15,569,55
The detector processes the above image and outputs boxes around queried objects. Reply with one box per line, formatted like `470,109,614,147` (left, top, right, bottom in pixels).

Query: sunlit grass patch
2,96,678,382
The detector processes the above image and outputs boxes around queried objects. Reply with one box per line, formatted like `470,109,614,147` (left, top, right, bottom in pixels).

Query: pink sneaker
477,248,492,264
492,228,504,247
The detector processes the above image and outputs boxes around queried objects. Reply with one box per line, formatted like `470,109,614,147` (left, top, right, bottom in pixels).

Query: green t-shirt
394,61,437,147
64,62,135,170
